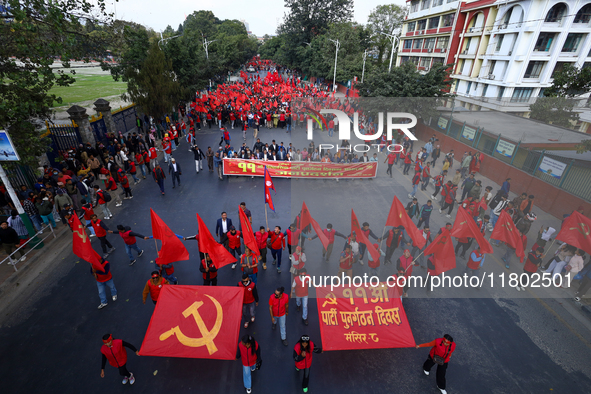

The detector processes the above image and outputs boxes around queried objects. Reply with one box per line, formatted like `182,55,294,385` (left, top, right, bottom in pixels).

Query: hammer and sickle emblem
352,219,360,229
459,221,467,226
322,292,338,308
74,224,88,243
159,295,223,355
569,223,591,236
437,235,447,245
502,223,513,231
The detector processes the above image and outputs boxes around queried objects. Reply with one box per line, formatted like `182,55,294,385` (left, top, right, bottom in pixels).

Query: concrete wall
415,122,591,219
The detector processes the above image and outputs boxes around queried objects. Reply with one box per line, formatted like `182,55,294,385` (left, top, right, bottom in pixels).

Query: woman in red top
236,335,261,394
415,334,456,394
293,335,322,393
100,334,139,385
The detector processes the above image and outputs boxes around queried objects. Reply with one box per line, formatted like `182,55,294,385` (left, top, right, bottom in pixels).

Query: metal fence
433,115,591,202
112,104,137,134
90,113,108,144
44,122,82,169
4,164,39,191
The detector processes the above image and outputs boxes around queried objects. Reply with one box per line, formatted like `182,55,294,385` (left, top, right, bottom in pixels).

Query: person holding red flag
100,334,139,385
308,223,346,262
396,249,415,297
142,271,168,304
293,334,323,393
241,247,259,284
228,226,243,269
239,273,259,329
267,226,286,273
200,254,218,286
92,257,117,309
415,334,456,394
255,226,269,270
464,246,485,278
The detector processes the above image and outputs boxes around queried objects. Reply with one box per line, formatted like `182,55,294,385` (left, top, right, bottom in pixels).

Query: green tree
0,0,111,167
544,63,591,98
529,97,579,128
575,140,591,153
127,42,181,119
367,4,407,65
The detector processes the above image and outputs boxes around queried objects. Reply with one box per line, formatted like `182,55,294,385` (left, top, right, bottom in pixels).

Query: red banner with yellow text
316,285,415,351
223,158,377,178
139,285,243,359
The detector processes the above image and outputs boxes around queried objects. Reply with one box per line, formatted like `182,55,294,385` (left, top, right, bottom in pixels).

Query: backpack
489,191,503,210
100,190,112,202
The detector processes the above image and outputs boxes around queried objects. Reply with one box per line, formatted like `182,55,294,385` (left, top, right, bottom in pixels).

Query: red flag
239,207,259,257
71,214,103,271
150,209,190,265
264,166,275,211
490,210,524,259
385,196,426,249
139,285,243,359
351,209,380,262
423,229,456,275
555,211,591,255
300,201,330,249
196,213,236,269
451,207,493,254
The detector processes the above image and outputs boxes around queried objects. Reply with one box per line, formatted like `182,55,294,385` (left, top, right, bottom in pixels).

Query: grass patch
49,73,127,107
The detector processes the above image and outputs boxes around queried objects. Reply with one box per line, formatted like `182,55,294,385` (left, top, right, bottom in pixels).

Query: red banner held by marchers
140,285,243,359
196,213,237,269
351,209,381,263
385,196,426,249
555,211,591,255
423,229,456,275
239,206,260,257
490,210,525,259
451,207,493,254
300,201,330,250
151,209,190,265
71,214,103,271
316,285,415,351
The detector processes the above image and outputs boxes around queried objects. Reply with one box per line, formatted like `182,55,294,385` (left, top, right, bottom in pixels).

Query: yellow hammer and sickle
438,235,447,245
75,224,88,243
459,221,467,226
159,295,223,355
322,292,338,308
569,223,591,236
502,223,512,231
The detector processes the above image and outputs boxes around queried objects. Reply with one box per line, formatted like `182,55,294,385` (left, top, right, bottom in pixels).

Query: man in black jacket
168,158,182,188
191,145,204,173
0,221,25,264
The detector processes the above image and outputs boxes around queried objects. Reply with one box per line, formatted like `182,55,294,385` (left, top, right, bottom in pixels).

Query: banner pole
378,226,387,251
265,203,269,230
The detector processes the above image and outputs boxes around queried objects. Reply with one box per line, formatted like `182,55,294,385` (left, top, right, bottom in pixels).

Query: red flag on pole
423,229,456,275
351,209,381,262
385,196,426,249
300,201,330,249
264,166,275,211
555,211,591,255
451,207,493,254
196,213,237,269
150,209,190,265
239,207,260,257
71,214,103,271
490,210,525,259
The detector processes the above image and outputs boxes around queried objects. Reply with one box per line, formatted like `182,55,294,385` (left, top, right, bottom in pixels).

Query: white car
246,66,256,73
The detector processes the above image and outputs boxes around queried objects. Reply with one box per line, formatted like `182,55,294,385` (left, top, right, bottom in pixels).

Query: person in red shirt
268,286,289,346
384,151,396,177
230,112,236,129
108,225,148,265
227,226,242,269
91,257,117,309
415,334,456,394
106,174,123,207
267,226,286,273
255,226,269,270
328,118,335,137
293,334,323,392
241,246,259,284
134,152,147,179
161,138,172,163
239,273,259,329
339,244,355,279
396,249,415,297
142,271,168,304
420,162,432,191
519,247,544,291
454,236,472,260
100,334,139,385
199,254,218,286
291,268,311,325
148,146,158,169
117,168,132,200
87,214,115,257
431,170,447,200
236,335,261,394
285,224,301,256
408,170,421,199
308,223,346,262
81,203,96,236
403,149,413,175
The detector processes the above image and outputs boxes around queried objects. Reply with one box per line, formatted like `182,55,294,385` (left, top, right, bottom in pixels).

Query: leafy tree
544,63,591,98
177,23,184,35
126,42,181,119
0,0,111,167
356,62,454,122
575,140,591,153
163,25,176,36
367,4,407,65
529,97,579,128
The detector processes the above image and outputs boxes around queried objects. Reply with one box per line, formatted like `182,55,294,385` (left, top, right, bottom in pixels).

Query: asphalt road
1,114,591,394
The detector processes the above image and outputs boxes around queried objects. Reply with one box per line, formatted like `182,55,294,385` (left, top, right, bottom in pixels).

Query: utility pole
379,31,400,73
203,36,217,60
329,39,340,92
361,49,368,83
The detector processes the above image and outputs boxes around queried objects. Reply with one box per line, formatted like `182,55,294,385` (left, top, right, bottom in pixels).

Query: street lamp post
361,49,368,83
379,31,400,73
203,37,217,60
329,39,340,92
158,32,182,50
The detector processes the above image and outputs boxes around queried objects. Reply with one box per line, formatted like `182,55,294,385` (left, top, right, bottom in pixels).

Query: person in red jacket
228,226,242,269
255,226,268,270
408,170,421,199
108,225,148,265
117,168,132,200
92,185,113,219
241,247,259,284
87,214,115,258
267,226,286,273
236,335,261,394
142,271,168,304
269,286,289,346
100,334,139,385
81,203,96,236
415,334,456,394
464,246,485,278
239,273,259,328
293,335,322,393
292,268,311,325
403,149,413,175
308,223,346,262
431,170,447,199
128,160,140,184
106,174,123,207
397,249,415,297
92,257,117,309
285,224,301,256
439,185,457,218
199,254,218,286
161,138,172,163
134,152,147,179
148,146,158,169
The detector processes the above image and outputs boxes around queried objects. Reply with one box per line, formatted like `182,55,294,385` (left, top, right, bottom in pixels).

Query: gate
112,104,137,134
44,122,82,168
90,114,108,144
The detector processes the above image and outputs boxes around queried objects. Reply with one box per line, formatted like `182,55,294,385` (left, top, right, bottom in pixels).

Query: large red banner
223,158,377,178
140,285,243,360
316,285,415,351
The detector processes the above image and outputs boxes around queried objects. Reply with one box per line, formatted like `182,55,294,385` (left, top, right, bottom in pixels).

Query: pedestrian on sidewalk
168,158,182,188
200,254,218,285
431,145,441,167
0,220,26,263
236,335,261,394
239,273,259,329
451,169,461,187
461,152,472,178
415,334,456,394
152,164,166,195
269,286,289,346
293,335,323,393
100,334,139,385
92,257,117,309
88,214,115,258
142,271,168,305
108,225,148,265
